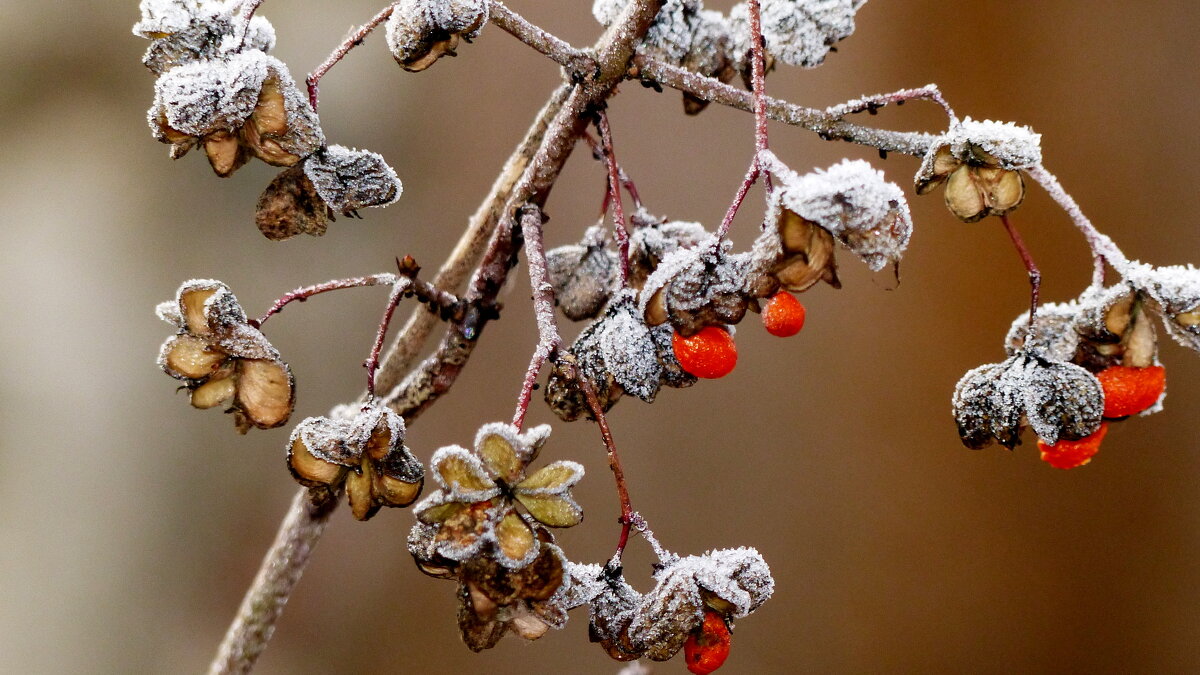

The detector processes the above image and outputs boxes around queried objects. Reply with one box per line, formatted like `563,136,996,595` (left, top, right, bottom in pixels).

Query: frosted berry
1096,365,1166,418
672,326,737,379
1037,422,1109,470
684,608,732,675
761,290,806,337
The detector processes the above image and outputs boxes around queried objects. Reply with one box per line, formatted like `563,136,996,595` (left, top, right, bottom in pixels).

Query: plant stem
305,4,395,111
364,279,411,399
595,110,631,285
489,1,594,75
512,205,561,429
716,0,769,239
252,274,397,328
207,488,338,675
582,130,643,210
1026,164,1127,288
576,370,635,562
1000,214,1041,326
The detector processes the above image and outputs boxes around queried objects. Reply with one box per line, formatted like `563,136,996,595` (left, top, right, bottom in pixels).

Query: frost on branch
156,279,294,432
915,118,1040,223
729,0,865,71
135,0,277,75
387,0,490,72
287,405,424,520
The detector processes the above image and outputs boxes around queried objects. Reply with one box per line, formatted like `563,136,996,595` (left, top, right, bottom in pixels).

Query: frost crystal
386,0,490,72
1125,263,1200,353
546,225,619,321
593,1,732,82
771,159,912,271
628,213,709,284
136,1,276,75
944,118,1042,170
133,0,201,38
302,146,402,214
598,292,663,402
640,235,758,335
152,51,268,136
730,0,866,69
1004,301,1081,364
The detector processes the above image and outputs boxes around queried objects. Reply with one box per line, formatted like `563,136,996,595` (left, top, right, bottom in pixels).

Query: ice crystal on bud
730,0,865,70
546,225,620,321
915,118,1038,222
415,423,583,569
953,351,1103,449
769,159,912,272
157,279,294,432
133,0,200,38
303,146,402,214
386,0,490,72
287,406,424,520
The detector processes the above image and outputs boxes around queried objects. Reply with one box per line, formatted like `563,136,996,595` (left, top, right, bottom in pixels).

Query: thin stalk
512,206,562,429
596,110,631,284
365,279,412,399
716,0,769,239
252,274,397,328
1026,164,1128,288
1000,214,1041,326
576,369,635,561
305,5,395,111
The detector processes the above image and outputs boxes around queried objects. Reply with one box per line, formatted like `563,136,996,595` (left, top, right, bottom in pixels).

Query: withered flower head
546,224,620,321
545,295,694,422
415,423,583,569
641,235,761,336
287,405,424,520
386,0,490,72
157,279,294,433
729,0,863,70
757,159,912,291
135,0,277,75
148,50,323,176
952,350,1103,449
627,211,709,288
915,118,1041,223
585,548,774,663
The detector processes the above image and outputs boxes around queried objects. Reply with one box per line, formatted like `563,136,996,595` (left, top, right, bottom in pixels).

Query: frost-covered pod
1125,263,1200,355
915,118,1041,223
136,0,277,75
545,225,619,321
302,145,403,214
386,0,490,72
627,212,708,287
641,235,762,336
728,0,865,75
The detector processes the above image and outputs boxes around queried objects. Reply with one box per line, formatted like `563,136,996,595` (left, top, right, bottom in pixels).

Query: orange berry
1096,365,1166,418
672,326,737,379
761,290,806,337
684,609,732,675
1037,423,1109,470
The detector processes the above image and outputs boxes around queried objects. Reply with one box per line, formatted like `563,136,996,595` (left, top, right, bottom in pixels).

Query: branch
512,205,562,429
489,1,595,76
633,55,941,157
305,5,395,111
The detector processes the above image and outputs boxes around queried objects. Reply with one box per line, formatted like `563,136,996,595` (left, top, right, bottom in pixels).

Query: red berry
684,609,732,675
1096,365,1166,418
1037,423,1109,470
672,326,737,379
761,290,806,337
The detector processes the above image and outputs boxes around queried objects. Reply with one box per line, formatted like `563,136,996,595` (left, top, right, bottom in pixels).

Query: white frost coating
687,547,774,617
387,0,490,58
303,146,402,214
774,159,912,271
594,0,730,72
730,0,865,69
946,117,1042,169
629,217,708,265
473,421,551,470
1125,263,1200,352
153,50,269,136
429,445,501,500
599,292,663,401
1004,301,1081,362
137,1,277,75
133,0,201,37
155,300,184,327
289,415,357,466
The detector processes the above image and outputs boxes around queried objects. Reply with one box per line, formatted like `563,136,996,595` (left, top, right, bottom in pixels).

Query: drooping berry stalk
576,364,636,561
596,110,632,285
999,214,1042,328
235,0,267,50
582,130,643,211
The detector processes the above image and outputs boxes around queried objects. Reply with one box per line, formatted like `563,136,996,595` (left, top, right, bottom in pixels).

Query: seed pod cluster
641,236,762,337
915,118,1041,223
729,0,864,72
135,0,277,75
157,279,294,433
386,0,490,72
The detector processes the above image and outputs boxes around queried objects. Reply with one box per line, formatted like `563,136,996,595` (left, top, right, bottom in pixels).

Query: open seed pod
255,165,331,240
626,212,708,288
640,236,759,336
137,0,277,75
915,118,1041,223
545,224,619,321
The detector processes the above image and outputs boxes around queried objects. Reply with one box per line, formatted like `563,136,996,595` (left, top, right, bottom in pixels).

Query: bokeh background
3,2,1200,673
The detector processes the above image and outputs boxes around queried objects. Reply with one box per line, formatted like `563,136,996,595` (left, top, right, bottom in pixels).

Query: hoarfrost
133,0,201,38
546,225,619,321
774,159,912,271
152,51,269,136
289,415,357,466
946,117,1042,169
594,0,731,74
1125,263,1200,352
1022,359,1103,444
598,292,663,402
303,146,402,214
640,234,756,333
1004,301,1081,363
429,445,500,501
730,0,865,69
138,1,276,75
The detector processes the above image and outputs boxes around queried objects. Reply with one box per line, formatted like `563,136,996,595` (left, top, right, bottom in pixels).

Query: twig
512,205,562,429
305,5,396,111
489,1,595,76
595,110,632,284
1026,164,1127,288
716,0,769,239
364,278,412,399
633,55,941,157
207,488,338,675
576,368,635,563
823,84,957,124
252,274,397,328
235,0,267,51
1000,214,1041,327
582,130,643,210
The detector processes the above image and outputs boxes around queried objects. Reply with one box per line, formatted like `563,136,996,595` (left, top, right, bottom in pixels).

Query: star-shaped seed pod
287,406,424,520
157,279,294,433
415,423,583,569
755,159,912,291
729,0,864,71
952,350,1104,450
135,0,277,75
255,146,403,240
386,0,490,72
545,224,620,321
914,118,1041,223
641,235,761,336
148,50,323,176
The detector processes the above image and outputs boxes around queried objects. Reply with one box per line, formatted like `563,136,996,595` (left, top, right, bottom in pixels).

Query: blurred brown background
3,2,1200,673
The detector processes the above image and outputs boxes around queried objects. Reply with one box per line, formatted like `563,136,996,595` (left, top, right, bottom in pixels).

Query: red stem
512,206,562,429
365,280,411,399
716,0,770,239
1000,214,1041,326
582,130,643,210
305,5,396,112
595,111,632,285
576,369,634,558
252,274,396,328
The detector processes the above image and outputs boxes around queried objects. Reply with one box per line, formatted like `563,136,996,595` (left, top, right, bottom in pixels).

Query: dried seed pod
255,166,331,241
454,539,571,650
729,0,864,72
386,0,490,72
302,145,402,215
915,118,1041,222
1004,301,1082,364
598,292,664,402
640,236,759,336
546,225,619,321
1125,263,1200,354
587,567,643,662
753,207,839,293
627,212,709,288
136,1,277,75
